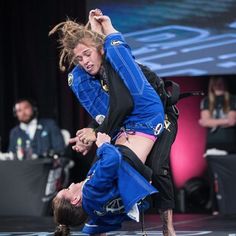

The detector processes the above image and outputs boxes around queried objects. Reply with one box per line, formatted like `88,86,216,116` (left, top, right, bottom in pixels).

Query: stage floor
0,214,235,235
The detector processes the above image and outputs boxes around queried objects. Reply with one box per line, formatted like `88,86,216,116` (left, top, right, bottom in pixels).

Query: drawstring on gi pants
112,127,135,142
140,201,147,236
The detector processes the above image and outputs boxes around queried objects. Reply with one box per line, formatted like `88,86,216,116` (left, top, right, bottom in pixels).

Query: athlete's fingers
69,136,78,144
76,129,84,136
82,149,89,156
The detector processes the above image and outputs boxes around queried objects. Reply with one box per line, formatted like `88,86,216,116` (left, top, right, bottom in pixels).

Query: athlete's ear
71,196,80,206
100,47,104,55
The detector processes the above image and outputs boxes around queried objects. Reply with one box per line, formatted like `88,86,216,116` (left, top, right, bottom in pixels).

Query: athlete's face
73,41,104,75
14,101,34,124
57,182,83,207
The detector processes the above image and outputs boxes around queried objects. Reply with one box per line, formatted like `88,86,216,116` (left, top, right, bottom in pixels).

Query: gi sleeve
104,33,147,96
69,66,109,119
87,143,122,190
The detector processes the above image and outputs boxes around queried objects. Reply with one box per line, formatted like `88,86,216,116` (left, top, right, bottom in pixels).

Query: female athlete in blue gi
57,10,164,164
53,132,157,236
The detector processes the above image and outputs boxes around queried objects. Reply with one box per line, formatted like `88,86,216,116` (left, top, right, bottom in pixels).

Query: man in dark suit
8,98,65,159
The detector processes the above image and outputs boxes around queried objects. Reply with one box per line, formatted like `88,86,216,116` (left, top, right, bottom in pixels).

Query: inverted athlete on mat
53,132,157,236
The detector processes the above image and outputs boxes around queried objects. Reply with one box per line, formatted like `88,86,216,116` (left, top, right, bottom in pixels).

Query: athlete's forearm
101,21,117,36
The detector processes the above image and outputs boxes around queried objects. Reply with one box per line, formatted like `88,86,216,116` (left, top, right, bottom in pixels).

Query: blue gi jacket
69,32,164,136
82,143,157,234
8,118,65,157
68,67,109,119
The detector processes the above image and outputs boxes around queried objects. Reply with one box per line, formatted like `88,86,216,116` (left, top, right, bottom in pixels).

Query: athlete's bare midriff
115,133,155,164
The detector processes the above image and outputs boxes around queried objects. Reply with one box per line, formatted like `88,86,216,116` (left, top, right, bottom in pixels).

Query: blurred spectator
199,77,236,214
8,98,65,159
199,77,236,152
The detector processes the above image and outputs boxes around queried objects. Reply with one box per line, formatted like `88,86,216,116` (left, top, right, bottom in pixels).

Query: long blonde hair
49,19,105,71
208,77,230,115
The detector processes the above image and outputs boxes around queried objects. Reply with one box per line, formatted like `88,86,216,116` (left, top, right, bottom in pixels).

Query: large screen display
87,0,236,77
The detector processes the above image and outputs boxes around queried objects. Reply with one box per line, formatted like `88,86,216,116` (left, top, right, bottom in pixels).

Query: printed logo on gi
68,73,73,86
94,197,125,216
111,40,122,46
154,123,163,136
164,118,171,132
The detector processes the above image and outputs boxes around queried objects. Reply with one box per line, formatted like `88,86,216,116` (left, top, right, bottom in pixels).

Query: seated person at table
52,132,157,236
8,98,65,159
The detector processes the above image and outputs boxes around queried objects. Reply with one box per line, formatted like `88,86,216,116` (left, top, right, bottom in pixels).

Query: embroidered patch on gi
68,73,73,86
95,114,105,125
111,40,122,46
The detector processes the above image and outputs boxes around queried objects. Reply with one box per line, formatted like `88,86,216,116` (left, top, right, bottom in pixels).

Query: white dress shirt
20,118,38,140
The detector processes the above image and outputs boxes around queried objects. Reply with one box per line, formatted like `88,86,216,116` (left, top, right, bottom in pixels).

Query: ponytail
54,224,70,236
52,196,88,235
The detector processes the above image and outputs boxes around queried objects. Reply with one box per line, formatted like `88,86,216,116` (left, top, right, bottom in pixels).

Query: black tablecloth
0,159,62,216
207,154,236,215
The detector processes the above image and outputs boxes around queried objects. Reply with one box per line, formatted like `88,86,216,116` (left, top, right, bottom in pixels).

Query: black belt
116,144,153,182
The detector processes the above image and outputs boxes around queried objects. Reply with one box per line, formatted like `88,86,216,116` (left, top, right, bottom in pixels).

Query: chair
60,129,74,188
61,129,71,147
